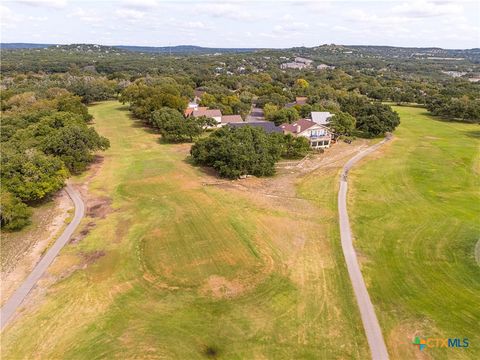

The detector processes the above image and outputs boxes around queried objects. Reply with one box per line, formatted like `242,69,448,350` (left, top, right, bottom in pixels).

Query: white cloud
391,0,463,18
294,0,333,13
347,9,412,26
332,25,348,32
115,8,145,20
68,8,101,23
16,0,67,9
121,0,159,10
27,15,48,21
195,3,265,22
284,22,309,31
184,21,211,30
1,4,22,28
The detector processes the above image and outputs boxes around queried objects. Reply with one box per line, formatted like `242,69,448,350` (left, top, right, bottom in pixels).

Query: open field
1,101,369,359
349,106,480,359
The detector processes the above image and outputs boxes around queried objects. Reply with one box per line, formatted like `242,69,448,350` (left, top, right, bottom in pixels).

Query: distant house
280,62,309,70
311,111,334,126
294,57,313,65
184,101,199,117
280,57,313,70
280,119,332,149
317,64,335,70
228,121,283,134
192,108,223,126
221,115,243,124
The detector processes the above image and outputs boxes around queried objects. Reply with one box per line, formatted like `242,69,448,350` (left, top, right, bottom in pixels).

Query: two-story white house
280,119,332,149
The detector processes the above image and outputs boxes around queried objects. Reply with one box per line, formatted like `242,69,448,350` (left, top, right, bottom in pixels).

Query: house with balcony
280,119,332,149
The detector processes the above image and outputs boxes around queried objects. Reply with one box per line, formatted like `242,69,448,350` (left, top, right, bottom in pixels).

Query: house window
311,141,317,147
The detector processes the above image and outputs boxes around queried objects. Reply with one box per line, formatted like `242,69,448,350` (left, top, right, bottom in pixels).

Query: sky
1,0,479,49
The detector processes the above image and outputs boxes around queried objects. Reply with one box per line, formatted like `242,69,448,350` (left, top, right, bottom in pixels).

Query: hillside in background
115,45,259,54
2,43,479,61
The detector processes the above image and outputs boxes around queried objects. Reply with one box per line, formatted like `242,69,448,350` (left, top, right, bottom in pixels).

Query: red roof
221,115,243,123
193,109,222,118
280,119,317,134
184,108,194,117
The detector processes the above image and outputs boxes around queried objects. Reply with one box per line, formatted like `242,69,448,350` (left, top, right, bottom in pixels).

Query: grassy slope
2,101,368,359
349,106,480,359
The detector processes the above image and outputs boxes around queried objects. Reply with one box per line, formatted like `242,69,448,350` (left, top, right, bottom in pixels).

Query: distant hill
1,43,261,55
1,43,478,61
1,43,54,49
114,45,260,54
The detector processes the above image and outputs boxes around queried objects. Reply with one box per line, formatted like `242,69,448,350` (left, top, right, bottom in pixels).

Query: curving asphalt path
1,184,85,331
338,138,391,360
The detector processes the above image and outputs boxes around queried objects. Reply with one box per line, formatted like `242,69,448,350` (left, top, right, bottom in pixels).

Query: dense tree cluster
199,91,251,118
1,90,109,230
151,108,216,142
119,78,192,119
426,96,480,123
191,126,310,179
119,80,217,142
264,105,300,126
191,126,283,178
329,112,356,136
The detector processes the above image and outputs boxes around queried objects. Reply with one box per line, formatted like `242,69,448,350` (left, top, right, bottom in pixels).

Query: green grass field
1,101,368,359
349,106,480,359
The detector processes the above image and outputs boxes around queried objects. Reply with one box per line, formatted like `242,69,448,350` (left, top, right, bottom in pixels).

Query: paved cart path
0,184,85,331
338,137,391,360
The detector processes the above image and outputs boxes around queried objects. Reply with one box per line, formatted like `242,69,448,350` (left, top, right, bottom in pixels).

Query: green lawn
1,101,368,359
349,106,480,359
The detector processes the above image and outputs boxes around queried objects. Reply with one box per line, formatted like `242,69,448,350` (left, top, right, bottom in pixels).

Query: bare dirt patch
207,141,369,210
79,250,106,265
70,221,97,244
200,275,245,299
86,197,112,219
388,321,434,360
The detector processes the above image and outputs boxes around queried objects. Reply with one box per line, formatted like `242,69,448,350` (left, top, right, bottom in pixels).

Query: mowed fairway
349,106,480,359
1,101,368,359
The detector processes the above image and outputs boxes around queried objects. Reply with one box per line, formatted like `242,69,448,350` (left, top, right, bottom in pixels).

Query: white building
294,57,313,65
311,111,334,126
317,64,335,70
280,119,332,149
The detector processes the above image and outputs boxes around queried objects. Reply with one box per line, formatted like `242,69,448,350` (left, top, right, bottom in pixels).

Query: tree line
1,89,109,230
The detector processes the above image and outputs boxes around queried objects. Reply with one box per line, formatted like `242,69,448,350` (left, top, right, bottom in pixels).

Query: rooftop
280,119,317,134
228,121,282,134
192,109,222,118
221,115,243,123
311,111,334,125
